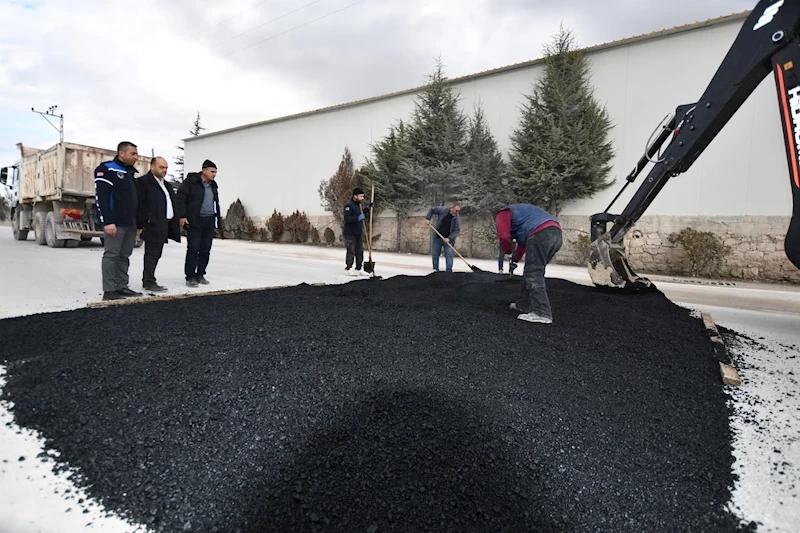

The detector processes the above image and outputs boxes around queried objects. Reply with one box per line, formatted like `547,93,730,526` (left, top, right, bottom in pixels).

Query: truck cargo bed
20,142,151,201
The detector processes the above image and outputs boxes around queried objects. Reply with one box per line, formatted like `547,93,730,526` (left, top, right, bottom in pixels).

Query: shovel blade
364,261,375,273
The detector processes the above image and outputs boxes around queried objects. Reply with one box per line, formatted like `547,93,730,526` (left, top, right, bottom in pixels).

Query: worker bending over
424,202,462,272
495,203,562,324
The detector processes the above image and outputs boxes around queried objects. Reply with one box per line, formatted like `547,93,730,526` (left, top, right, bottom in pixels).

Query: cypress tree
508,26,614,215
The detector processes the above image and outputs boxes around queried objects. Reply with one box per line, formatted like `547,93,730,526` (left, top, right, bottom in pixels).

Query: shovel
427,222,484,272
363,184,376,274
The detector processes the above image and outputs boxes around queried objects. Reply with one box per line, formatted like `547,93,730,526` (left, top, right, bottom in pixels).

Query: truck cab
0,163,20,207
1,161,27,241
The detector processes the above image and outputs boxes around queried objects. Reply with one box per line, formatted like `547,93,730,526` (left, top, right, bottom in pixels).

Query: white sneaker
345,269,358,276
517,312,552,324
358,270,370,276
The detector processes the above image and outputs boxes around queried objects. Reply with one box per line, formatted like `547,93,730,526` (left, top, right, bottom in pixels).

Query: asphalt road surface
0,229,797,532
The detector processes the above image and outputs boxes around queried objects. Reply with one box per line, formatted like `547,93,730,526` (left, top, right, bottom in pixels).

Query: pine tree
405,57,469,206
464,102,508,214
364,120,423,250
462,101,509,255
318,146,362,231
174,111,206,181
190,112,205,137
508,26,614,215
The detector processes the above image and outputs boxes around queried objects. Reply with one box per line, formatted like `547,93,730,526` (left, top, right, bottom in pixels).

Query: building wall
186,15,800,282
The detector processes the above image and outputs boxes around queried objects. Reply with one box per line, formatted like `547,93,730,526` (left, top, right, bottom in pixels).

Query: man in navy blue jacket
342,187,372,276
94,141,143,301
495,203,562,324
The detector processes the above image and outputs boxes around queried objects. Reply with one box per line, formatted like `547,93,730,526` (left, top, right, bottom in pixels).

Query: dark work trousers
142,225,167,285
185,216,215,280
344,234,364,270
516,227,563,320
102,226,136,292
498,244,505,272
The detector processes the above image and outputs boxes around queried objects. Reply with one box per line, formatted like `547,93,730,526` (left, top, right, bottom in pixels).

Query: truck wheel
34,212,47,246
80,235,93,242
65,239,80,248
45,212,66,248
12,211,29,241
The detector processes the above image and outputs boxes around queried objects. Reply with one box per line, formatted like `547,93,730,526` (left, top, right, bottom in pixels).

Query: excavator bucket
587,234,656,293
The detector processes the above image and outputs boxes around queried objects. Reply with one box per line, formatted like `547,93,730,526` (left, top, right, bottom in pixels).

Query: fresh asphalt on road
0,228,798,532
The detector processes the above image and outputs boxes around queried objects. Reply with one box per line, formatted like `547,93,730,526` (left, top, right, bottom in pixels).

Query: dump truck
0,142,151,247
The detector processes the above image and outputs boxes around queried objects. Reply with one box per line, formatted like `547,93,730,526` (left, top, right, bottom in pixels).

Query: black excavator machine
589,0,800,290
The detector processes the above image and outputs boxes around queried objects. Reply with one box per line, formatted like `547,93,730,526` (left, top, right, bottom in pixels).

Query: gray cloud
180,0,758,107
0,0,761,167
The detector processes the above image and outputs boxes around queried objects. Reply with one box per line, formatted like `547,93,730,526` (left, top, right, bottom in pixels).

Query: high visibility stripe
776,64,800,189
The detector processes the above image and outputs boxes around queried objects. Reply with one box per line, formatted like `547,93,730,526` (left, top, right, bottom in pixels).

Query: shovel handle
368,184,374,257
428,222,471,263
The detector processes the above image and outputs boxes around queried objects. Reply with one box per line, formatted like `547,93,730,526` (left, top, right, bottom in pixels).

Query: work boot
187,278,199,288
517,312,552,324
102,291,126,301
197,275,210,285
143,283,168,292
118,287,143,297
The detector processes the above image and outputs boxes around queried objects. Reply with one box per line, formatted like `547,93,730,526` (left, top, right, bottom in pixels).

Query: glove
365,202,373,210
357,213,365,221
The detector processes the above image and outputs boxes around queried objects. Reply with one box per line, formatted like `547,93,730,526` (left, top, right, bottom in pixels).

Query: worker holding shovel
424,202,462,272
342,187,373,276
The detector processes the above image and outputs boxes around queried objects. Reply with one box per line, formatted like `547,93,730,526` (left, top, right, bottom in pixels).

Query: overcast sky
0,0,754,175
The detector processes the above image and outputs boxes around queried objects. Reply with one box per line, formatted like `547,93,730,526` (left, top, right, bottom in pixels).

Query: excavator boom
589,0,800,290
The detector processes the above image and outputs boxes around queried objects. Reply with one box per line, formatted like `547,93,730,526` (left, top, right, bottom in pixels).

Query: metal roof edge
184,10,751,143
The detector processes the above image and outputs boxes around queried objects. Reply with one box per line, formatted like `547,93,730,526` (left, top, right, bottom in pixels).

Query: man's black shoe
102,291,126,301
143,283,168,292
118,287,143,297
197,275,210,285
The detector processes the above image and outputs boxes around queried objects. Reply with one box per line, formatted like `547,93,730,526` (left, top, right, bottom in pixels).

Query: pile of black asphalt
0,272,754,532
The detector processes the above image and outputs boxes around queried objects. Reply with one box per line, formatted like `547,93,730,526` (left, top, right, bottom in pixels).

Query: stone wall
244,212,799,283
557,215,800,283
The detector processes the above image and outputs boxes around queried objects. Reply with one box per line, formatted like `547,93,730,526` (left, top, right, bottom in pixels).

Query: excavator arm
589,0,800,290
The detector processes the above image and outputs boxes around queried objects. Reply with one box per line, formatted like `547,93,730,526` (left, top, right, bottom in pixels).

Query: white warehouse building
184,10,800,282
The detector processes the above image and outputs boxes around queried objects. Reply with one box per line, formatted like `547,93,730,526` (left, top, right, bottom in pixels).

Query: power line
192,0,274,37
211,0,327,49
220,0,372,58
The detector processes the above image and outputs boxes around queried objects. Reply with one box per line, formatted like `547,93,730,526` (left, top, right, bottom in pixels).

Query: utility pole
31,105,64,143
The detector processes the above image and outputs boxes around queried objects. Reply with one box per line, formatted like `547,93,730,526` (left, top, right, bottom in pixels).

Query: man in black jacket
136,156,181,292
94,141,143,301
175,159,221,287
342,186,372,276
